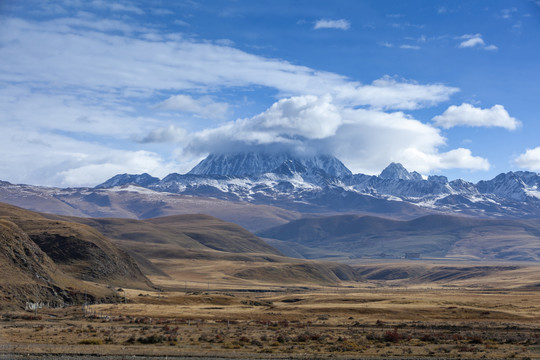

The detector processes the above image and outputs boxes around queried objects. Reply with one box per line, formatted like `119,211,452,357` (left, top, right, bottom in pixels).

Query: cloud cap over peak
185,95,490,175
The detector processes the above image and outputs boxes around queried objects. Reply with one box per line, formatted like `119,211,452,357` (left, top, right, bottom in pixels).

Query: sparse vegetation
2,286,540,359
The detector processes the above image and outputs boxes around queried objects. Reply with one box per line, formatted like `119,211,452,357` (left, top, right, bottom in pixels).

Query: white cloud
185,95,490,175
459,35,484,48
515,147,540,171
0,84,161,137
314,19,351,30
0,10,478,186
186,95,342,154
0,17,458,110
437,148,490,170
396,148,490,173
0,129,177,187
156,94,229,119
458,34,498,51
58,150,167,186
433,103,520,130
249,94,341,140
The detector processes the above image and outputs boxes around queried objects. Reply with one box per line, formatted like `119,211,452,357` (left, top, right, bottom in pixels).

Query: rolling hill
0,203,153,309
258,214,540,261
43,213,283,258
41,212,361,285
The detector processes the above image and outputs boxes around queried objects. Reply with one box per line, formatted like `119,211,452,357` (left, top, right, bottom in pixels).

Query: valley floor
1,279,540,359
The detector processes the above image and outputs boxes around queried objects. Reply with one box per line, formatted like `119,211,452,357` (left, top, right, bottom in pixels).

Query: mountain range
93,152,540,219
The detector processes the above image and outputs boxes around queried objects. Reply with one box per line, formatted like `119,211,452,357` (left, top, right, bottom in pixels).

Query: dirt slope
0,203,153,309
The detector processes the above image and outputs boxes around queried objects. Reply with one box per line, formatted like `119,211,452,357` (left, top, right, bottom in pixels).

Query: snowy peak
188,153,289,177
188,152,352,178
379,163,422,181
95,173,160,189
299,154,352,178
90,154,540,220
477,171,540,201
271,159,308,177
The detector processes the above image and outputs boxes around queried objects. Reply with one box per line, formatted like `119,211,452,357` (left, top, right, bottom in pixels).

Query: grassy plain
2,261,540,359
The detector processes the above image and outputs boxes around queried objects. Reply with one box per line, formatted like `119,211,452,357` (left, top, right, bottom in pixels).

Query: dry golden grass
2,264,540,359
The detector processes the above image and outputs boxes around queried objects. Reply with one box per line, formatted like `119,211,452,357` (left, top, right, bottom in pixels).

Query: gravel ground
0,355,505,360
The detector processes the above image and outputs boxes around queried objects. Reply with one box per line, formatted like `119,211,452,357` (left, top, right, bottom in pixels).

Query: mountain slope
0,203,151,287
258,214,540,261
0,203,153,309
59,214,283,257
42,212,368,286
0,182,302,231
4,153,540,237
95,173,160,189
188,152,352,178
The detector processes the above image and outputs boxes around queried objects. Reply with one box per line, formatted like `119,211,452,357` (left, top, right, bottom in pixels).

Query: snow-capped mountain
477,171,540,202
379,162,423,181
2,152,540,221
90,152,540,218
95,173,159,189
188,152,352,178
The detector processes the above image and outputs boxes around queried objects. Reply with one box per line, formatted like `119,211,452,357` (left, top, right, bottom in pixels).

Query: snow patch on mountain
88,152,540,218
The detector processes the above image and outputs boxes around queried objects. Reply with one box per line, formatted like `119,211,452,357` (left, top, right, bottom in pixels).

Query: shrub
79,339,103,345
277,334,290,343
126,335,136,344
468,335,483,344
251,339,263,347
138,334,165,344
383,328,402,343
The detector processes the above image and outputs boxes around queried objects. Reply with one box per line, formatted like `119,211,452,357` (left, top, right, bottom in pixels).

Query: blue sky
1,0,540,187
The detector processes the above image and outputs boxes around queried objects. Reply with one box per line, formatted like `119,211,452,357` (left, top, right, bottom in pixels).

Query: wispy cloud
156,95,229,119
314,19,351,30
174,19,190,27
0,18,456,110
152,8,174,16
400,44,420,50
500,8,517,19
458,34,498,51
90,0,144,15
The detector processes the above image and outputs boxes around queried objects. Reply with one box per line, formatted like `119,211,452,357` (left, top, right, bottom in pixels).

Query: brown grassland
2,260,540,359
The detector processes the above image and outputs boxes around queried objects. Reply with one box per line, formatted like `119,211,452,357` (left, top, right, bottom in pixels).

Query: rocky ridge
95,152,540,218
